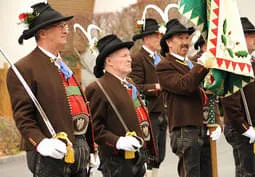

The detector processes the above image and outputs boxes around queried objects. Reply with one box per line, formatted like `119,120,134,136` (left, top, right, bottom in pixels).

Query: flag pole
207,124,218,177
207,94,218,177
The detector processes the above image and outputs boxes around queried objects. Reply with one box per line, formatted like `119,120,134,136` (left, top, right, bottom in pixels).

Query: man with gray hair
7,2,96,177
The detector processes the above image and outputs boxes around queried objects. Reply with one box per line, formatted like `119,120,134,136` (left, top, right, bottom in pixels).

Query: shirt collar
108,72,127,83
38,46,61,59
142,45,155,58
170,52,187,62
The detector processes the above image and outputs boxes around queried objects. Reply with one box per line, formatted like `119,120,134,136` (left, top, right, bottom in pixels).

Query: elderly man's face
105,48,132,78
166,33,191,57
245,33,255,53
39,21,69,49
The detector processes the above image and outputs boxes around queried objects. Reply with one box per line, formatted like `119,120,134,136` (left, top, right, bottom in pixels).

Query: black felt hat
241,17,255,34
132,18,159,41
18,3,73,44
94,34,134,78
160,19,195,57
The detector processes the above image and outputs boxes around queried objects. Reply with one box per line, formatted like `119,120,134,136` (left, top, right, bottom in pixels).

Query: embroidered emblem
72,113,89,135
140,120,150,141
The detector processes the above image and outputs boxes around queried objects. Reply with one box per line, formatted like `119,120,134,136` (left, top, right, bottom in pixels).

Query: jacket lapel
140,48,155,67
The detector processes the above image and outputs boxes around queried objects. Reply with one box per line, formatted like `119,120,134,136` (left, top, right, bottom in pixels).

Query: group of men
5,1,255,177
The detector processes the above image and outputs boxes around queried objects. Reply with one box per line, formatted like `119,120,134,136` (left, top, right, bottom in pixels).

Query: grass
0,117,21,156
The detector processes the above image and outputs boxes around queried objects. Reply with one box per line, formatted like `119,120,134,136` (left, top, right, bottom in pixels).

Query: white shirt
109,72,127,84
170,52,193,63
142,45,155,58
170,52,186,62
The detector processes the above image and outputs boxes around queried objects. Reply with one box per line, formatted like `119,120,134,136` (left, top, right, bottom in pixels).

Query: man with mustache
156,19,210,177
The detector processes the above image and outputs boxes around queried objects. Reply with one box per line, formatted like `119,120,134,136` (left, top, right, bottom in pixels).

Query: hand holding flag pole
179,0,254,176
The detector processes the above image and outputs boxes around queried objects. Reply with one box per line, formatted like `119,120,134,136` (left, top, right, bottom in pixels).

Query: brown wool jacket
7,47,95,152
129,48,165,113
156,54,209,131
85,72,157,159
221,63,255,133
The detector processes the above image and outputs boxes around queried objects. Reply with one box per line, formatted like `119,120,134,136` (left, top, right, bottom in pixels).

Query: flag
179,0,208,38
179,0,254,97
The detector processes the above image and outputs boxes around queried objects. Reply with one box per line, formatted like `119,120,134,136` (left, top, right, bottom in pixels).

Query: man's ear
166,39,172,48
105,57,113,66
166,39,174,52
38,29,47,40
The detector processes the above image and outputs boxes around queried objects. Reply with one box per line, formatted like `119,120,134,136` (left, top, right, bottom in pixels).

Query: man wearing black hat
156,18,210,177
129,18,166,177
221,17,255,177
6,2,96,177
85,34,157,177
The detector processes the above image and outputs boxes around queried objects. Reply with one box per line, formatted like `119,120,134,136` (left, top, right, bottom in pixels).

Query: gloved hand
116,136,142,151
197,52,208,67
242,126,255,143
89,153,100,173
37,138,67,159
210,124,222,141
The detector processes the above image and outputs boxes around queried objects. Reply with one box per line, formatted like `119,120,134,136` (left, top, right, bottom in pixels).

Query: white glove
197,52,207,66
116,136,142,151
242,126,255,143
210,125,222,141
37,138,67,159
89,153,100,173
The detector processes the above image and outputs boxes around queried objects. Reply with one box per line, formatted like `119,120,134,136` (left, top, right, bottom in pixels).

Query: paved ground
0,134,235,177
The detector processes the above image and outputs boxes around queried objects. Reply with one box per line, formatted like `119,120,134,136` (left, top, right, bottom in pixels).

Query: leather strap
96,80,130,132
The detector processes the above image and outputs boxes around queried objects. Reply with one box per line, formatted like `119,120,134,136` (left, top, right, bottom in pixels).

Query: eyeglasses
52,23,69,31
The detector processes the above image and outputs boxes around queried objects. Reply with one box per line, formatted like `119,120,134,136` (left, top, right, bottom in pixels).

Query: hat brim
24,16,73,40
94,41,134,78
133,31,157,41
244,29,255,33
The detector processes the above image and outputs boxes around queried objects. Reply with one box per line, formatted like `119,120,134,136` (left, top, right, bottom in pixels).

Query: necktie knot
153,53,161,66
122,81,138,99
53,57,73,80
